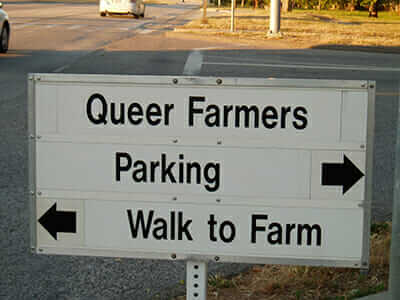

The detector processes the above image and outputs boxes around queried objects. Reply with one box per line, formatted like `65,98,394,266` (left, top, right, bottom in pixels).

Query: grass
32,0,181,4
309,9,400,20
176,8,400,49
174,222,391,300
208,273,236,289
34,0,98,2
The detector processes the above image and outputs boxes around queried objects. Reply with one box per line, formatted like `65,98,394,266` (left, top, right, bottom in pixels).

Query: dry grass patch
174,222,391,300
179,9,400,48
35,0,98,2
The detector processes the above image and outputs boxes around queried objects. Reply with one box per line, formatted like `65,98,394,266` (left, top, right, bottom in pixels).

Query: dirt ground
171,8,400,53
174,223,391,300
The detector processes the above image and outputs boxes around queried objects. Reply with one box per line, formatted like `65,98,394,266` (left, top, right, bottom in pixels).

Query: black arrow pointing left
38,203,76,240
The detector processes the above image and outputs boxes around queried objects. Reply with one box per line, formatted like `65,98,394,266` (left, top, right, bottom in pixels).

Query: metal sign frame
28,74,375,269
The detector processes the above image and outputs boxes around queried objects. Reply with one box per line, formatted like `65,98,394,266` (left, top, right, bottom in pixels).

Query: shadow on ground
312,44,400,54
0,47,399,300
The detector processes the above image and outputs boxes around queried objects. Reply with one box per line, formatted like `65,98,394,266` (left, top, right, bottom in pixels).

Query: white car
99,0,145,18
0,2,10,53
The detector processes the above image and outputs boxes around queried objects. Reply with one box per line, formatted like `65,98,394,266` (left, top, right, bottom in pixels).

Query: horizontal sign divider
36,194,364,209
35,136,365,151
35,247,363,268
30,73,369,89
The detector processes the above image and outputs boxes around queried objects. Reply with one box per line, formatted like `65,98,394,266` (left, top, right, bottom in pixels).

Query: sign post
269,0,281,35
231,0,235,32
28,75,374,297
187,261,207,300
388,83,400,299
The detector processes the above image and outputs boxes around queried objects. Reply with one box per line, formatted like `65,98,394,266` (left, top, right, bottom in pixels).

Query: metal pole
366,82,400,300
269,0,280,35
186,261,207,300
230,0,235,32
202,0,207,24
389,83,400,299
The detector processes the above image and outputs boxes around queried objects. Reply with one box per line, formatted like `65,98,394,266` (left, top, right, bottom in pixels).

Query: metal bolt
37,191,42,196
217,141,222,145
173,139,178,144
216,79,222,85
171,253,177,259
214,256,220,261
173,78,178,84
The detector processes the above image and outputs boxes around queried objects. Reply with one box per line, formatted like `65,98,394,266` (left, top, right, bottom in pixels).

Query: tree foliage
215,0,400,14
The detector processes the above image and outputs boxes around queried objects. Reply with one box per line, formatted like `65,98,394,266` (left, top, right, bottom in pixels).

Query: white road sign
29,74,374,268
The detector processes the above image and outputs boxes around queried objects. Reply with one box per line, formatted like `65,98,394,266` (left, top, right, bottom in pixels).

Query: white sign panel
29,74,374,268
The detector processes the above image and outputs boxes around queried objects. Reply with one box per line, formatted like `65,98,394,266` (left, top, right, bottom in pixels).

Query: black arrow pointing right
322,155,364,195
38,203,76,240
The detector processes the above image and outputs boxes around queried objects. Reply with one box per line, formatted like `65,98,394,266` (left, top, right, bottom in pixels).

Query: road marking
52,49,104,73
130,25,143,30
53,64,71,73
13,23,35,29
193,47,220,51
141,29,154,34
203,61,400,72
183,50,203,75
13,23,151,33
68,25,82,30
86,27,101,32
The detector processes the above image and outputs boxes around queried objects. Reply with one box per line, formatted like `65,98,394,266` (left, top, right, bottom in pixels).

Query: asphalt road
0,2,249,300
1,1,400,299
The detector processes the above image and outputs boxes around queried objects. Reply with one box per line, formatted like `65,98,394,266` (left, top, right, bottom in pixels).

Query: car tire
100,11,106,17
0,25,9,53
